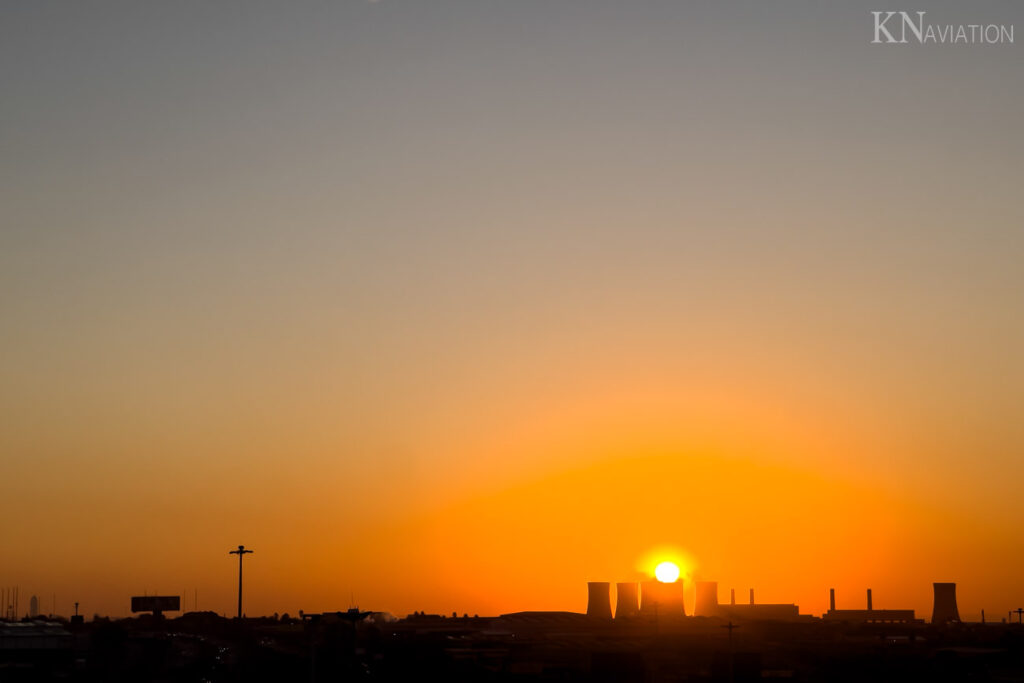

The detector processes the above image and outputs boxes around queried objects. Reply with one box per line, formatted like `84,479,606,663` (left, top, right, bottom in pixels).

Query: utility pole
229,545,253,619
722,621,739,683
1015,608,1024,625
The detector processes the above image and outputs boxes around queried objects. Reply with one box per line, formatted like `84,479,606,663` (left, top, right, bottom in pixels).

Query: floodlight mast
229,545,253,619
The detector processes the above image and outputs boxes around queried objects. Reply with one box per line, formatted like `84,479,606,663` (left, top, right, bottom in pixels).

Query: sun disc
655,561,680,583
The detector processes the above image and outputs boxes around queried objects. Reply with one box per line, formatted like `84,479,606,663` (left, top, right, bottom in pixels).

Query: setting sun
655,561,681,584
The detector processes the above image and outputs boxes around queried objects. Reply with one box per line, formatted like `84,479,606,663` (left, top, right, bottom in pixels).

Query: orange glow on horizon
638,546,695,585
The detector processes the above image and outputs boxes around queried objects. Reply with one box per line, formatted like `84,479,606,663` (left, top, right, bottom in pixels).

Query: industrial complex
586,578,962,626
4,577,1024,682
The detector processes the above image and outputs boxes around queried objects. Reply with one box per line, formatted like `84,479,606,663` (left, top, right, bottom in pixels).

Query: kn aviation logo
871,11,1013,44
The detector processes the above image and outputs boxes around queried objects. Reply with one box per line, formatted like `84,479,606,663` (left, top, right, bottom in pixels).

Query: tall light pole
722,620,739,683
229,545,253,619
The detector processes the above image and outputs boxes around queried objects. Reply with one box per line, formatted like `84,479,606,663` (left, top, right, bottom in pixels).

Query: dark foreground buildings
2,582,1021,682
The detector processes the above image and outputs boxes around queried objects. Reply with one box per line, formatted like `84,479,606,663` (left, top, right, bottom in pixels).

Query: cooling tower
640,580,660,615
640,579,686,617
932,583,960,624
615,582,639,619
694,581,719,617
587,582,613,619
664,580,686,615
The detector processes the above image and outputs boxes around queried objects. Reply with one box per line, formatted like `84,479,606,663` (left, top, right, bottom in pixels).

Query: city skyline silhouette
7,559,1024,681
3,543,1013,626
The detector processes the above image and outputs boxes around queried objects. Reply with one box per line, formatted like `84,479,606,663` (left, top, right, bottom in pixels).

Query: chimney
640,580,660,616
694,581,719,617
932,583,961,624
586,582,612,619
749,589,754,605
730,588,736,605
829,588,836,612
660,580,686,616
867,589,873,611
614,582,639,619
640,579,686,617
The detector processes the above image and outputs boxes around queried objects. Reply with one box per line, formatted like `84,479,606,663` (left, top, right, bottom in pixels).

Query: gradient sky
1,1,1022,621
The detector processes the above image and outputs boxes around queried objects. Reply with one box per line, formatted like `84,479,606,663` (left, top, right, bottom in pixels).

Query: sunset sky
2,1,1022,621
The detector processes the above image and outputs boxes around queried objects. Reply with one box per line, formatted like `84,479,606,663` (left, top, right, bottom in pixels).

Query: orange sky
2,1,1022,621
4,375,1021,620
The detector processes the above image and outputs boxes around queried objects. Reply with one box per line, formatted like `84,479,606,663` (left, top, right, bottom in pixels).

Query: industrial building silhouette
1,577,1003,682
586,579,962,625
614,581,639,619
822,587,919,624
639,579,686,617
932,582,961,623
585,582,612,619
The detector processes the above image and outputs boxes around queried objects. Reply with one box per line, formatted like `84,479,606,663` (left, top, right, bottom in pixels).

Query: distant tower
694,581,719,617
867,589,873,611
614,582,639,619
228,545,253,619
586,582,612,619
665,580,686,616
829,588,836,611
29,595,39,618
640,580,660,616
749,588,754,605
640,579,685,617
932,583,961,624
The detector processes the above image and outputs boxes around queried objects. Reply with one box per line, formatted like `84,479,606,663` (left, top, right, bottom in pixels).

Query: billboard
130,596,181,613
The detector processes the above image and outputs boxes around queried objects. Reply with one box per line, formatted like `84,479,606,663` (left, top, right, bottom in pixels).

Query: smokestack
640,580,686,617
640,580,660,616
829,588,836,612
586,582,612,619
694,581,719,617
661,579,686,616
615,582,639,619
749,589,754,605
867,589,873,611
932,583,960,624
730,588,736,605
